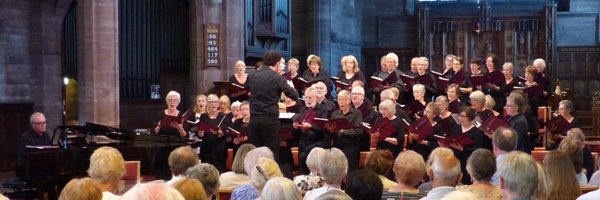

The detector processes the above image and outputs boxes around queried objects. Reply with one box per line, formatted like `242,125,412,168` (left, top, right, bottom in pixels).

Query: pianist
16,112,52,174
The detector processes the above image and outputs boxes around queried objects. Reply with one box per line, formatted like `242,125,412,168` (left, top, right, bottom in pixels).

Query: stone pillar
222,0,244,77
312,0,332,74
77,0,119,127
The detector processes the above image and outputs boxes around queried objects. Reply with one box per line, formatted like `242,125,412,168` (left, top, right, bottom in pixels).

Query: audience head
58,177,102,200
365,150,394,176
466,148,496,182
427,147,454,167
492,127,518,154
429,155,461,187
566,128,585,147
393,150,426,187
542,150,581,199
251,157,283,190
314,189,352,200
261,177,302,200
469,90,485,111
558,137,584,174
87,146,125,186
498,151,538,198
533,162,549,200
168,146,199,176
306,147,327,173
506,93,525,115
232,144,256,174
122,181,184,200
29,112,47,134
320,148,348,186
243,147,274,176
263,51,283,68
345,169,383,200
185,163,220,198
440,191,478,200
172,178,207,200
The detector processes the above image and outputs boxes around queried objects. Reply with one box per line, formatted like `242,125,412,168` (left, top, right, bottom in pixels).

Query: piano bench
2,179,37,199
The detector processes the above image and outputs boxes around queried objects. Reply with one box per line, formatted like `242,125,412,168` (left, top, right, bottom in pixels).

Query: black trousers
248,115,281,161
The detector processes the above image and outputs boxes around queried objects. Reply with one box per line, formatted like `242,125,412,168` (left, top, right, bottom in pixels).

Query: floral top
456,185,502,200
293,172,324,192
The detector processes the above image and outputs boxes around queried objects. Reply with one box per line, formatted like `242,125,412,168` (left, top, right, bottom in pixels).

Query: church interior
1,0,600,199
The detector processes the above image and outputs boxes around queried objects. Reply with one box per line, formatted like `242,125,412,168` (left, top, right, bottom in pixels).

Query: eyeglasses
459,115,468,118
32,121,47,125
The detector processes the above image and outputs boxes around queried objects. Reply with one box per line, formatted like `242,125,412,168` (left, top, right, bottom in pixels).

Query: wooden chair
218,188,233,200
226,148,234,171
538,106,551,148
581,185,599,194
531,150,548,163
119,160,141,194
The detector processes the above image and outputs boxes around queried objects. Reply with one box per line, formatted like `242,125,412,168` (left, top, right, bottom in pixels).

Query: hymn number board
205,23,220,67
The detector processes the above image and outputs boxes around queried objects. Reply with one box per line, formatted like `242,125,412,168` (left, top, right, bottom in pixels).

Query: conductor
247,51,299,160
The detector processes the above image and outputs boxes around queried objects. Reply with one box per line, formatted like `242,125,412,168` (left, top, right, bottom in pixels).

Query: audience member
304,148,348,200
219,143,256,189
577,187,600,200
262,177,302,200
533,163,549,200
420,155,461,200
457,148,501,200
166,146,199,185
293,147,326,192
365,150,396,189
567,128,594,180
418,147,455,191
185,163,220,199
558,136,588,186
498,151,538,200
232,157,282,200
543,150,581,200
382,150,428,199
121,181,184,200
172,177,207,200
345,169,383,200
440,191,477,200
313,189,352,200
491,127,518,186
58,177,102,200
243,146,274,177
87,146,125,200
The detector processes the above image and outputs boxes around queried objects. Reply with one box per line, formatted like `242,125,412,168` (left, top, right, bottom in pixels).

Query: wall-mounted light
63,77,69,85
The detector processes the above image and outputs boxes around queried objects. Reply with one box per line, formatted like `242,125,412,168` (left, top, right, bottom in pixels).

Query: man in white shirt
420,155,462,200
491,127,518,186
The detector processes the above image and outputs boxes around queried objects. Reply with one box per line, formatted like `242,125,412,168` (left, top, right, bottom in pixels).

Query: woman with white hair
122,181,184,200
262,177,302,200
371,100,406,157
405,84,427,119
87,146,125,199
303,148,348,200
229,101,251,152
155,90,186,137
550,100,581,147
415,57,438,101
198,94,231,172
232,157,283,200
229,60,249,102
335,55,366,91
499,62,517,98
293,147,326,192
185,163,221,199
533,58,550,98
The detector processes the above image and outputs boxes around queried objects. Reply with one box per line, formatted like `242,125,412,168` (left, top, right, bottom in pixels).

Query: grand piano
11,122,191,199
